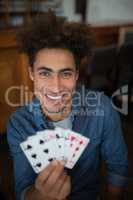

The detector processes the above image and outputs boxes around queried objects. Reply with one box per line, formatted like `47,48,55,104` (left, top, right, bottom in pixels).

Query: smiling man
31,48,78,122
7,12,128,200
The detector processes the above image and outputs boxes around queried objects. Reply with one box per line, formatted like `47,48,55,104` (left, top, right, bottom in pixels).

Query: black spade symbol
36,163,41,168
27,145,32,149
76,147,79,151
32,154,37,159
48,158,54,162
39,140,44,144
73,153,75,157
56,134,60,139
43,149,49,154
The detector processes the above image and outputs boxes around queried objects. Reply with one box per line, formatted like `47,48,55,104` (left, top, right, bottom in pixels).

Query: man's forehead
35,48,74,59
33,48,77,71
35,66,76,73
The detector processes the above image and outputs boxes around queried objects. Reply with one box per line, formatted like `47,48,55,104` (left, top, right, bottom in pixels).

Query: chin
46,107,64,114
44,104,70,114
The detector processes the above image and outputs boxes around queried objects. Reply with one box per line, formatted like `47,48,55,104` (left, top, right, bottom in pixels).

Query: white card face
38,130,60,160
62,129,80,167
20,131,58,173
59,128,70,160
63,129,90,169
54,127,66,160
37,130,56,141
38,139,57,169
20,137,45,173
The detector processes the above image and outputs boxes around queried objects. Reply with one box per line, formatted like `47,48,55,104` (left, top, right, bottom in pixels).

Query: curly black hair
18,11,94,70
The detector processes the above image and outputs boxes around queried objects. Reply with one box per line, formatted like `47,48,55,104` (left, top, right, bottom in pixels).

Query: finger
57,176,71,200
52,171,68,195
44,161,65,191
35,160,58,188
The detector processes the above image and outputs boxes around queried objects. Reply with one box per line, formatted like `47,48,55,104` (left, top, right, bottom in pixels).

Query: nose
50,75,61,93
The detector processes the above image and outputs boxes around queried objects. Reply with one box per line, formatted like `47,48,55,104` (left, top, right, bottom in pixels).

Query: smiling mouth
46,94,62,101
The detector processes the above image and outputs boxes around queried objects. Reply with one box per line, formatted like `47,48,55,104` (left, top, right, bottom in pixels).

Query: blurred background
0,0,133,199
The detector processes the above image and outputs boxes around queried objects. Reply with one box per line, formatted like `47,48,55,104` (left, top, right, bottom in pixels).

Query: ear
28,67,34,81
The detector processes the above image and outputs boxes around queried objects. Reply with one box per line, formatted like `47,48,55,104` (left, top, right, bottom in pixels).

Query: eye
61,71,73,78
39,71,51,77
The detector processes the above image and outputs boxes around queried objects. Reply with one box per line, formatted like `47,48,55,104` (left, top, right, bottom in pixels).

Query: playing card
62,129,80,167
20,130,58,173
20,137,45,173
37,130,60,160
63,129,90,169
38,139,57,168
54,127,66,160
53,127,74,161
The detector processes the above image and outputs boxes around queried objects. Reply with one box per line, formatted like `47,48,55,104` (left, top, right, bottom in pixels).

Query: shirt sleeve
7,117,36,200
101,95,129,187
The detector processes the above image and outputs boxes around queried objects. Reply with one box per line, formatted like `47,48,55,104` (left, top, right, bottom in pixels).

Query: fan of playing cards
20,127,90,173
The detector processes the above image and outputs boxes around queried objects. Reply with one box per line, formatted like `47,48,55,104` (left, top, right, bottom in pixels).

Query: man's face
29,48,79,119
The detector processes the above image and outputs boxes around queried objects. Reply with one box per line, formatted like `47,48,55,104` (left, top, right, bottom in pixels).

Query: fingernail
59,160,66,166
52,160,58,166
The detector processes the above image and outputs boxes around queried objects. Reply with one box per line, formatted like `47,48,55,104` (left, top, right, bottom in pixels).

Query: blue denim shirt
7,90,128,200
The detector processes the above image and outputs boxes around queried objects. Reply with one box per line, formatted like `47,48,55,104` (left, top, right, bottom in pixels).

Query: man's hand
25,160,71,200
35,160,71,200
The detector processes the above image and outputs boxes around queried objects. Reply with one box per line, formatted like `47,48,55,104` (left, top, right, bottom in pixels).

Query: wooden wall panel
90,23,133,47
0,46,33,133
0,30,17,48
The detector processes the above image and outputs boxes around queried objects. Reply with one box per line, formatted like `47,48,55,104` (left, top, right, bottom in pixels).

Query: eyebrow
37,66,75,73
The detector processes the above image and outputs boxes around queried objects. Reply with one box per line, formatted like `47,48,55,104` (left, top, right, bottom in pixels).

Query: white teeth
47,95,62,100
